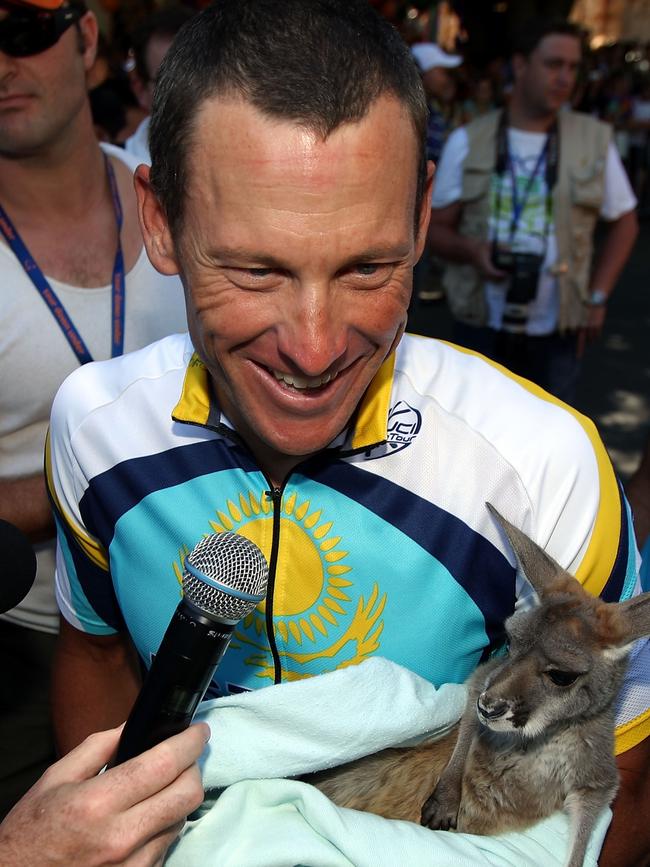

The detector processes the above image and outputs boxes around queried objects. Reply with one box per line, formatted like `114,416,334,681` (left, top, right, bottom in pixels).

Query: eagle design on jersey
171,488,387,683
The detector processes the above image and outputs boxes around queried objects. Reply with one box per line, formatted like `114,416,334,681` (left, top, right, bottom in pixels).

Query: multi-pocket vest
442,108,612,332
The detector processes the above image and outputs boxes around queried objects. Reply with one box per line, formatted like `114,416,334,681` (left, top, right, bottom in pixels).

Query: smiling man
46,2,648,864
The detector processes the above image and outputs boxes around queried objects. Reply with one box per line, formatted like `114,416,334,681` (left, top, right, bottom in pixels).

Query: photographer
427,18,638,403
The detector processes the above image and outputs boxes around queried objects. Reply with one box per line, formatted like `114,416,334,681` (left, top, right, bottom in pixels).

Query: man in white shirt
428,18,638,402
0,0,186,815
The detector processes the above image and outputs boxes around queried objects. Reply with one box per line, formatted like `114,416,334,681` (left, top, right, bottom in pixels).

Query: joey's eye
546,669,580,687
354,264,380,276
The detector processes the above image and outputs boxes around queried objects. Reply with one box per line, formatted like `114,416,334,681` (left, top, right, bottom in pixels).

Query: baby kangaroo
310,503,650,867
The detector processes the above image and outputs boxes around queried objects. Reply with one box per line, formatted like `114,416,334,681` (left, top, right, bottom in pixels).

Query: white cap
411,42,462,73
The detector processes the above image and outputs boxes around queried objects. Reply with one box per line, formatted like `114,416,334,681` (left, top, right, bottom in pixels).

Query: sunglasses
0,4,84,58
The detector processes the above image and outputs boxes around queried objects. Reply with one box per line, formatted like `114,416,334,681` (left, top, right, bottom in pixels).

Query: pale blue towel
165,658,610,866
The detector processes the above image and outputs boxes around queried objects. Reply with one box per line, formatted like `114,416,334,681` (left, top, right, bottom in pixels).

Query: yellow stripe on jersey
171,353,211,425
44,430,109,572
615,708,650,755
352,351,396,450
441,342,621,598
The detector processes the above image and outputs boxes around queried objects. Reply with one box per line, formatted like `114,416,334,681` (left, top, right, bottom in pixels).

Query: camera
491,243,543,305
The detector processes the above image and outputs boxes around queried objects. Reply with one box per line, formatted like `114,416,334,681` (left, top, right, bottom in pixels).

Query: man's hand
0,723,208,866
469,240,508,281
576,303,607,358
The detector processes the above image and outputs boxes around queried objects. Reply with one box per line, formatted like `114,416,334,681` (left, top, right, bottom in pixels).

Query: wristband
587,289,608,306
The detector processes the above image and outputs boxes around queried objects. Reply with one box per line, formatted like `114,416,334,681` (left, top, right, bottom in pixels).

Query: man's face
0,8,96,157
514,34,581,117
140,33,174,112
140,95,431,478
421,66,452,101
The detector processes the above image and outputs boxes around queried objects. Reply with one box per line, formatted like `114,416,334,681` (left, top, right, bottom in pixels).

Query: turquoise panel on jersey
109,469,488,695
622,496,641,599
56,517,116,635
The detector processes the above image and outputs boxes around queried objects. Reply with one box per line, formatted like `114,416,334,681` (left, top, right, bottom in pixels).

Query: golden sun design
171,488,386,682
207,489,353,645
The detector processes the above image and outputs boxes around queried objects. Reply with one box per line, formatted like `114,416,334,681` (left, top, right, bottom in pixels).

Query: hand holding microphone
111,531,268,766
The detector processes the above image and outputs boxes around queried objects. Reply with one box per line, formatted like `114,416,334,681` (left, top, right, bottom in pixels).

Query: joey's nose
477,693,508,720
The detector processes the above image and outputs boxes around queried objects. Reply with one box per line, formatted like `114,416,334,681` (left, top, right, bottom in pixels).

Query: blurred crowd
88,4,650,213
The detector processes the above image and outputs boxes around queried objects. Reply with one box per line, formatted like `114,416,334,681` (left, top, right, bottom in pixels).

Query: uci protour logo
386,400,422,453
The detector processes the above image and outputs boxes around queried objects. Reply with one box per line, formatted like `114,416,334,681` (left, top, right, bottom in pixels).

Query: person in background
124,3,195,164
45,2,648,864
627,76,650,213
602,69,633,167
88,31,145,145
428,18,638,403
410,41,462,304
462,73,496,123
0,0,186,817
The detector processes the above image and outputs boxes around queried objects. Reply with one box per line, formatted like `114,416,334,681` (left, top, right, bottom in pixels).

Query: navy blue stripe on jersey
598,482,630,603
305,459,516,650
78,438,260,547
54,514,125,631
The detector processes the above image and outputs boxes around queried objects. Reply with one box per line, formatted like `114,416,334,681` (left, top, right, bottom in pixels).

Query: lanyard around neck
0,153,125,365
493,111,558,247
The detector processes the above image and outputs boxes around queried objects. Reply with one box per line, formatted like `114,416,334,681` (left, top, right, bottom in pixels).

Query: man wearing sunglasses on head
0,0,186,820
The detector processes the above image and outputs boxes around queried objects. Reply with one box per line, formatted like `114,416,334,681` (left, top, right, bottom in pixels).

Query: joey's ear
616,592,650,643
134,164,180,277
486,502,566,597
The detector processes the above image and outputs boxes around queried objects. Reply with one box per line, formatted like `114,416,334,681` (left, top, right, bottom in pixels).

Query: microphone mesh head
182,532,268,622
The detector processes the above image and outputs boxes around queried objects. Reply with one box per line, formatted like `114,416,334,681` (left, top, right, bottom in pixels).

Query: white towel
165,658,610,866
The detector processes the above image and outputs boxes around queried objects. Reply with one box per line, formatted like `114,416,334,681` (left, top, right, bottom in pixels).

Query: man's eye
246,268,273,278
354,264,380,276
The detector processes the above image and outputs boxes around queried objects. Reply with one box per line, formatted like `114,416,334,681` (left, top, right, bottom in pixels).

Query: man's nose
0,52,18,83
558,64,574,88
278,282,347,376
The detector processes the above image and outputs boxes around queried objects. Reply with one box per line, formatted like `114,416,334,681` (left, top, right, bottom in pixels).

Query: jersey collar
171,351,395,451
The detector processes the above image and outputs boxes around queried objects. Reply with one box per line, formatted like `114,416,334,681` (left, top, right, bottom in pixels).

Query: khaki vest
443,109,612,332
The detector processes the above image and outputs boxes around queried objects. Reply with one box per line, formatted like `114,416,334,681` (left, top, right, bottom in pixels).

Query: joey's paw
420,788,459,831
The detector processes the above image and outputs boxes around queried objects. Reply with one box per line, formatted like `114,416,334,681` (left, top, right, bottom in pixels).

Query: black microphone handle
110,598,235,766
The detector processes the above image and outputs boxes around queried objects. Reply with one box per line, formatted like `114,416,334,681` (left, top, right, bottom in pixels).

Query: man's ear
414,159,435,262
134,165,180,276
78,11,98,71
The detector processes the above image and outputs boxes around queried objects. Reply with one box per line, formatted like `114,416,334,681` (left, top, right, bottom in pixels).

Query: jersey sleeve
600,140,637,220
470,356,648,755
531,397,647,754
45,370,125,636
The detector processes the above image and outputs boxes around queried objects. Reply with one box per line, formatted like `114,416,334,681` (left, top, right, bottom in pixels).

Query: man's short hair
130,3,194,85
149,0,428,235
513,17,582,59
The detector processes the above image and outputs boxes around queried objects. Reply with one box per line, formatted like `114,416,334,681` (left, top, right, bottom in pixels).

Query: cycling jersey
46,331,648,752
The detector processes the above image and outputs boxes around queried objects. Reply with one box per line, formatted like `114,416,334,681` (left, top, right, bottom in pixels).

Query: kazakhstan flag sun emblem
172,488,386,683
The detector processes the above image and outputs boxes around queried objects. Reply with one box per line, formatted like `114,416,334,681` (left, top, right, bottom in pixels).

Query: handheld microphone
0,519,37,614
111,531,268,766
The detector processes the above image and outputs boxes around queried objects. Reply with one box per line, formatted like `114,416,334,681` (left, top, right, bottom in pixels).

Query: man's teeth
272,370,334,390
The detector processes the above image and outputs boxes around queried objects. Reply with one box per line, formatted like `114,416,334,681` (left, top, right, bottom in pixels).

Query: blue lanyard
493,112,558,250
0,154,125,365
506,139,549,240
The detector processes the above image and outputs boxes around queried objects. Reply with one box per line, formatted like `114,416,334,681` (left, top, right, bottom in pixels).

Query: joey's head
477,504,650,739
